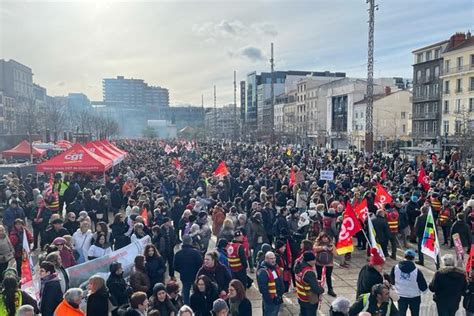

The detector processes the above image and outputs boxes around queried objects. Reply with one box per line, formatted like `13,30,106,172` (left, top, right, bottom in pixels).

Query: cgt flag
336,202,362,255
421,207,440,264
418,165,431,191
289,167,296,188
375,182,393,209
354,198,369,222
20,230,33,285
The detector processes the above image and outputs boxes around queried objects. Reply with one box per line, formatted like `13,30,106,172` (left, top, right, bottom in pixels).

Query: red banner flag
375,182,393,209
289,167,296,187
213,161,229,177
140,207,149,226
172,158,182,170
467,244,474,273
418,166,431,191
354,198,369,222
336,202,362,255
380,168,387,180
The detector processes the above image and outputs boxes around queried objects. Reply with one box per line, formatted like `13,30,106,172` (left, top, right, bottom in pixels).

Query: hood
398,260,416,274
438,266,465,275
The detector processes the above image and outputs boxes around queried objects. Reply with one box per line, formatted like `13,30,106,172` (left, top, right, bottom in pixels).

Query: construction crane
365,0,377,153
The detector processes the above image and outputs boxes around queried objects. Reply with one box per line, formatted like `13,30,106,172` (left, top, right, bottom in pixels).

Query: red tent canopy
85,142,120,166
56,139,73,149
102,140,127,156
2,140,46,158
36,143,113,173
92,141,124,162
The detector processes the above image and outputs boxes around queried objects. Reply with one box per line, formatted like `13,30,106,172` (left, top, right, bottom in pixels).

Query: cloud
57,81,66,86
192,19,277,40
229,46,265,62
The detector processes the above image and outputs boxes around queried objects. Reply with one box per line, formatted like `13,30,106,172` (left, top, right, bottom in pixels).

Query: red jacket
9,227,33,258
59,246,76,268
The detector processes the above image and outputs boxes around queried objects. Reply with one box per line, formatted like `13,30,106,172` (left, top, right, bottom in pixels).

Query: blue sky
0,0,472,105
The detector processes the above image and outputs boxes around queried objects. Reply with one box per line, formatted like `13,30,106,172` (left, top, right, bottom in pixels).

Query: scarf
229,297,240,316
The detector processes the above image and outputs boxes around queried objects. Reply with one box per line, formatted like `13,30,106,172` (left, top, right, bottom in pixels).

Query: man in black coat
450,213,471,251
414,205,429,265
39,261,63,316
42,218,69,249
160,218,177,279
174,235,203,306
371,210,392,258
356,248,385,297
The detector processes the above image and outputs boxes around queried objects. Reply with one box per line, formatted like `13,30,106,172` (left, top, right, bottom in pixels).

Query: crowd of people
0,139,472,316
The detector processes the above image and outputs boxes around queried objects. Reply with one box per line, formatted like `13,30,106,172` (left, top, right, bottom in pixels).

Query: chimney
450,32,466,48
385,86,391,96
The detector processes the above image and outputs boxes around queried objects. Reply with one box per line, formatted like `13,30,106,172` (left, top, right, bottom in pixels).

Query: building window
444,80,450,94
433,121,438,133
361,112,364,118
434,66,440,78
456,79,462,93
433,83,439,96
355,112,358,118
445,60,450,72
417,70,422,82
457,56,464,70
456,99,461,113
401,112,406,119
425,51,431,61
425,68,430,81
471,54,474,65
455,120,462,134
402,124,406,133
433,102,438,113
417,53,423,63
424,121,429,133
444,120,449,134
470,98,474,112
443,100,449,113
434,48,441,59
470,77,474,91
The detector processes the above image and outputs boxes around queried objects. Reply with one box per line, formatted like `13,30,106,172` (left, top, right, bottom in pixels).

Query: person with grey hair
329,297,351,316
429,254,467,316
54,288,84,315
16,305,35,316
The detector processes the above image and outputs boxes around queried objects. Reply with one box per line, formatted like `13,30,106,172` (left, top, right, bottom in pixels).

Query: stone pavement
244,241,466,316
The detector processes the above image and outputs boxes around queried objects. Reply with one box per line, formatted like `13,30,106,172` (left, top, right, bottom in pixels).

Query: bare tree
43,100,66,141
15,97,41,134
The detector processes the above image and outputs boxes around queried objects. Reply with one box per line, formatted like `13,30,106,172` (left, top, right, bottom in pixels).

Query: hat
165,281,180,294
109,261,122,274
404,249,416,259
162,217,171,224
275,239,285,250
234,229,243,237
298,213,310,228
182,235,193,246
369,248,385,266
52,237,66,245
253,212,262,221
261,243,272,254
153,283,166,295
212,298,228,314
217,238,228,249
290,208,299,215
189,214,197,222
303,252,316,262
198,211,207,218
51,218,63,225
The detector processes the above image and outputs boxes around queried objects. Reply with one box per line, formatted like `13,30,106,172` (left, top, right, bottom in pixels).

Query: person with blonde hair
86,275,110,315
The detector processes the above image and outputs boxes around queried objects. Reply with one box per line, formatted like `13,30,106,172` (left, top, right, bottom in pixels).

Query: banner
467,244,474,273
368,215,385,260
320,170,334,181
289,167,296,187
418,166,430,191
452,233,465,268
66,236,151,287
336,202,362,255
421,208,440,264
213,161,229,177
354,198,368,222
374,182,392,209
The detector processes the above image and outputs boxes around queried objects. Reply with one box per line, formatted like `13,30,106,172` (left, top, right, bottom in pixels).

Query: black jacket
145,255,166,287
356,264,384,297
450,220,471,248
414,214,428,239
42,227,69,248
160,225,177,253
107,273,130,307
174,244,203,282
40,275,63,316
196,262,232,293
429,266,467,307
190,285,218,316
371,215,391,243
110,221,131,250
226,297,252,316
87,286,110,316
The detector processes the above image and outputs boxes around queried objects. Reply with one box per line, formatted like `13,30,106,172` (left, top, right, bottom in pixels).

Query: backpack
315,249,332,266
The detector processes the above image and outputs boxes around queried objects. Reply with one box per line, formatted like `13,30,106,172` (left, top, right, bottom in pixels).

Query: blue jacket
256,261,285,303
3,206,25,231
173,244,203,282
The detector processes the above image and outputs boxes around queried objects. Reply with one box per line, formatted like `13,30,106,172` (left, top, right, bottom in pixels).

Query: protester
256,251,285,316
225,279,252,316
45,251,70,293
166,281,184,312
39,261,63,316
31,197,52,250
53,237,76,268
190,275,218,316
356,248,385,297
294,251,325,315
174,235,203,305
149,282,177,316
130,255,151,294
212,298,229,316
0,225,15,282
8,218,33,276
86,275,111,315
349,283,399,316
54,288,85,316
429,254,467,316
107,261,131,311
123,291,149,316
87,232,112,260
72,221,92,263
3,200,26,232
0,276,38,316
197,251,232,297
144,244,166,293
314,231,337,297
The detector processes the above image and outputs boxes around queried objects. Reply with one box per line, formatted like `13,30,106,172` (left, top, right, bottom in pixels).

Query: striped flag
368,215,385,260
20,230,33,284
421,207,440,264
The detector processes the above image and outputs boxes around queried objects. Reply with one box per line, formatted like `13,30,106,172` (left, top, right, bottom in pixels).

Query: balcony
412,131,438,139
441,64,474,76
413,94,440,102
412,112,439,120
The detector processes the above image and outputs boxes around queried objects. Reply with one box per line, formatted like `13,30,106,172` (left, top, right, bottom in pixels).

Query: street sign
320,170,334,181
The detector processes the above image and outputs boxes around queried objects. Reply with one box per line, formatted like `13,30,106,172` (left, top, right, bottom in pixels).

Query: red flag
418,166,431,191
289,167,296,187
467,244,474,273
285,239,293,265
213,161,229,177
172,158,182,170
375,182,393,209
431,153,438,164
380,168,387,180
336,202,362,255
354,198,369,222
20,230,33,284
140,207,149,226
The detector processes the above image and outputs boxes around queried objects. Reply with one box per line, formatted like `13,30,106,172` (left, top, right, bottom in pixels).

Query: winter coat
58,246,76,268
356,264,384,297
218,227,234,242
63,221,80,236
145,255,166,287
32,206,52,231
256,261,285,303
54,299,85,316
3,206,26,231
110,221,131,250
464,280,474,312
190,285,219,316
211,208,226,236
414,214,428,239
450,220,471,248
273,214,289,238
196,262,232,293
226,297,252,316
160,225,177,254
40,274,63,316
250,219,269,246
42,227,69,248
174,244,203,282
9,227,33,258
107,272,129,307
371,215,391,243
429,266,467,308
129,267,150,293
149,296,177,316
86,286,110,316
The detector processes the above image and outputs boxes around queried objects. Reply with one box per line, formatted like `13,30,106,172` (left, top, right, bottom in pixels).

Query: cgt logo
64,153,83,161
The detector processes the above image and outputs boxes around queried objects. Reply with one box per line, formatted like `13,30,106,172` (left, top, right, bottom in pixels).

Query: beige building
440,32,474,139
352,89,412,151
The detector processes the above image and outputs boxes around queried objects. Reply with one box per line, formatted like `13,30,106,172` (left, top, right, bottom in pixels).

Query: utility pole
270,42,275,143
214,85,217,137
365,0,377,153
233,71,237,140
